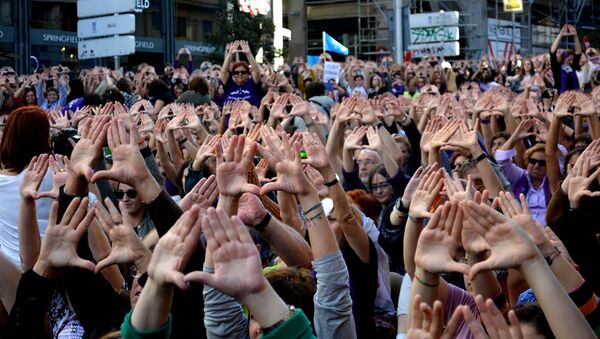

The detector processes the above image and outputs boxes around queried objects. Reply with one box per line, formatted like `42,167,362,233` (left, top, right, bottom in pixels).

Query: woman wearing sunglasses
220,40,262,107
495,121,550,226
114,183,155,240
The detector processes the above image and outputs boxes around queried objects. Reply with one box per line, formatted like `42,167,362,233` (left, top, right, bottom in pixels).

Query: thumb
259,182,282,195
71,257,96,272
90,170,118,184
169,271,189,290
83,166,95,183
36,190,58,200
242,183,261,195
184,271,217,288
95,254,117,274
469,259,495,281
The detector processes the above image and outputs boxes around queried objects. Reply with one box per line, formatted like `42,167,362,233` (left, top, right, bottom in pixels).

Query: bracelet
323,177,339,187
545,246,561,266
137,137,146,145
399,114,410,124
254,213,272,232
480,118,491,124
414,273,439,288
302,202,323,218
178,138,187,145
473,152,487,164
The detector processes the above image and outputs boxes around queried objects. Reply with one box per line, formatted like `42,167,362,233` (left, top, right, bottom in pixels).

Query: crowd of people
0,23,599,339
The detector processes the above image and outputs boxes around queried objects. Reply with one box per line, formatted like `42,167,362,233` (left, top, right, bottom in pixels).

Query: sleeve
341,164,368,192
402,120,422,175
261,309,315,339
444,283,478,337
312,251,357,339
58,82,68,107
36,81,44,106
493,149,526,186
202,266,250,339
3,269,57,338
143,190,183,237
550,50,562,89
120,309,172,339
187,60,193,75
567,280,600,332
142,148,165,188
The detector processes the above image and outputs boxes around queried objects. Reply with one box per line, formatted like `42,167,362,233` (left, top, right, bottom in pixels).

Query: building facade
1,0,224,73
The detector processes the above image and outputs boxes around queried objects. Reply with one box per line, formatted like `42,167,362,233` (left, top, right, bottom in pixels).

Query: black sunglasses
233,70,248,76
528,158,546,167
114,189,138,200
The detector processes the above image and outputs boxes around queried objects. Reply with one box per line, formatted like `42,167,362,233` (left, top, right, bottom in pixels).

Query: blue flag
322,32,349,56
306,55,320,67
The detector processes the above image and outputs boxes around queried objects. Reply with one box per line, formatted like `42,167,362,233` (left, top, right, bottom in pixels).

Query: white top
0,170,53,268
0,171,96,268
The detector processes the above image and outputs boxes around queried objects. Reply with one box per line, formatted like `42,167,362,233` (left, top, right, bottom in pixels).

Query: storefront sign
31,29,78,46
136,37,163,53
0,26,15,43
175,41,216,55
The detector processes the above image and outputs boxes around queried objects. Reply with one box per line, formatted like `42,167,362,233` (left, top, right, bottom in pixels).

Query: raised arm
240,40,261,84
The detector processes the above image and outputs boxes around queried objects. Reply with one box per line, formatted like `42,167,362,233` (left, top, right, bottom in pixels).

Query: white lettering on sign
134,0,150,12
43,33,78,44
184,44,216,54
409,11,459,29
136,40,155,49
409,41,460,58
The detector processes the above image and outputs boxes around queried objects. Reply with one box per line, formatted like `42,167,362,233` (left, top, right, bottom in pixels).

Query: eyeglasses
370,182,391,192
233,70,248,76
114,189,138,200
528,158,546,167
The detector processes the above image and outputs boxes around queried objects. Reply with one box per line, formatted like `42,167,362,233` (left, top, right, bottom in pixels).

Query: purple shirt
224,76,262,107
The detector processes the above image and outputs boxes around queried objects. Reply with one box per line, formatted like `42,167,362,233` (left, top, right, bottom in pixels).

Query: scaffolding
357,0,393,60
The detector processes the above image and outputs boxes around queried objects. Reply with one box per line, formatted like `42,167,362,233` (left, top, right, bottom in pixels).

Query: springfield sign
408,11,460,58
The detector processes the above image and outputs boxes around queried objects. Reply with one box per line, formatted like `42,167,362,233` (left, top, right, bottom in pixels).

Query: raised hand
94,199,151,273
401,165,432,208
236,193,268,227
473,295,523,339
414,201,470,275
301,131,331,171
90,119,152,187
495,191,548,249
566,156,600,209
37,155,69,199
184,208,267,298
445,172,474,202
179,175,219,212
258,132,312,196
215,135,260,197
462,201,540,280
35,198,96,278
146,206,203,289
344,126,367,151
19,154,49,201
407,295,464,339
69,115,111,181
554,91,576,118
409,167,444,219
420,117,443,153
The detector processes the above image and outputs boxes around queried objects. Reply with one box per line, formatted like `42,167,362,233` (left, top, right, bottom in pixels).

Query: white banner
78,35,135,59
323,62,340,83
77,14,135,39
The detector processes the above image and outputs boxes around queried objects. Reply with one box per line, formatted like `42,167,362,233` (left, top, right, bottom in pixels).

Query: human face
174,86,183,98
357,150,382,183
564,54,574,66
115,183,143,215
524,60,533,72
566,153,580,176
397,142,410,167
526,151,546,181
25,91,36,105
370,173,394,204
233,67,249,86
372,75,382,87
491,136,507,157
453,155,468,170
354,77,364,87
46,90,58,104
465,167,485,193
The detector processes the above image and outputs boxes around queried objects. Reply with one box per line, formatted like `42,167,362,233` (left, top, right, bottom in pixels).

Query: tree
208,0,275,63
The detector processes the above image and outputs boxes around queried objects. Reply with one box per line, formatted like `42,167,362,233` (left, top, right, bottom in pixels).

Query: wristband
399,114,410,124
376,121,384,129
473,152,487,164
137,137,146,145
394,199,409,213
178,138,187,146
414,273,439,288
480,118,491,124
261,305,296,335
302,202,323,218
323,177,338,187
254,213,272,232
